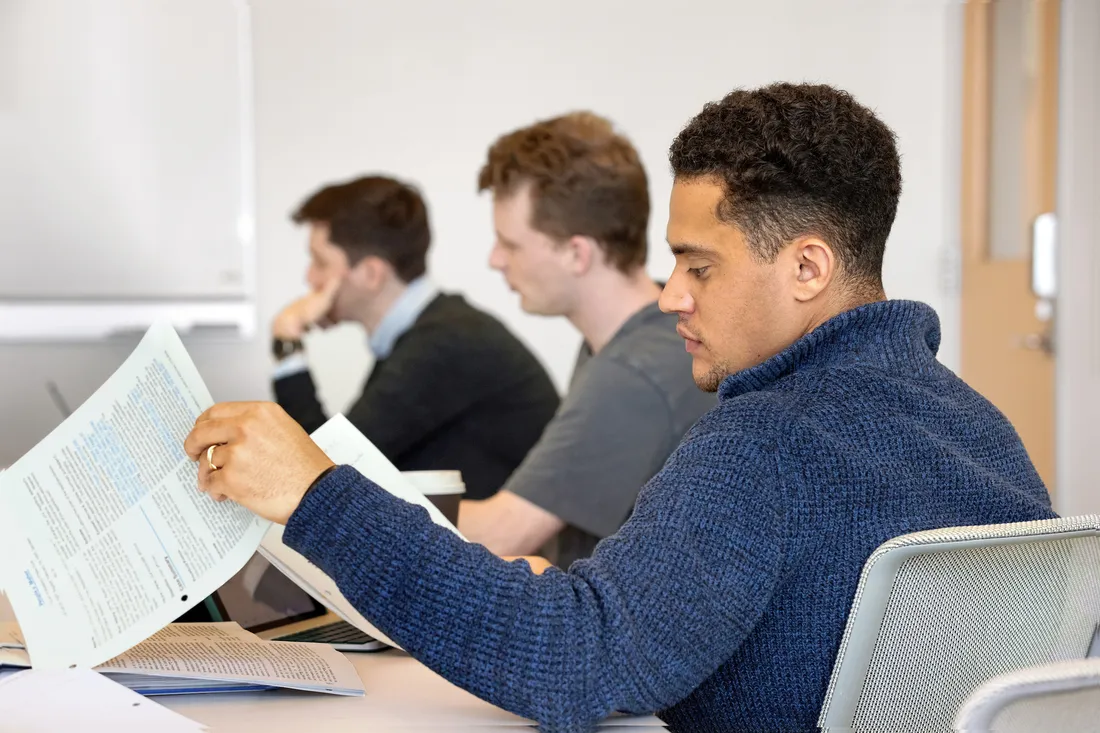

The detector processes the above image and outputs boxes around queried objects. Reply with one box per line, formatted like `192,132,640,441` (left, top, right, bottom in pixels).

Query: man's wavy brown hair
478,112,650,273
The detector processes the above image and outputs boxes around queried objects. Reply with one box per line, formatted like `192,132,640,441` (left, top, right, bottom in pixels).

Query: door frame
956,0,1060,490
1054,0,1100,515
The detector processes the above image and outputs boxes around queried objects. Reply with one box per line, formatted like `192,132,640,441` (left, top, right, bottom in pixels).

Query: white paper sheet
96,622,364,696
0,668,206,732
259,414,466,650
0,323,270,669
311,414,464,535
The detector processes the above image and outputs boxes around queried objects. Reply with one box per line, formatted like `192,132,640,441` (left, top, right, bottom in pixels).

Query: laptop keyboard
274,621,377,645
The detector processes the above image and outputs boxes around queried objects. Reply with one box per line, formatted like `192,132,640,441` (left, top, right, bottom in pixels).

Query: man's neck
801,285,888,338
567,269,662,354
357,278,408,335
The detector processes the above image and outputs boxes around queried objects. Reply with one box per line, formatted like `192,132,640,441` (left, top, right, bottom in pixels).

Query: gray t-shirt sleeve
504,356,676,540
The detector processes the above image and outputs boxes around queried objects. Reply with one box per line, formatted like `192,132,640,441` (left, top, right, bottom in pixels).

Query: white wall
0,0,960,465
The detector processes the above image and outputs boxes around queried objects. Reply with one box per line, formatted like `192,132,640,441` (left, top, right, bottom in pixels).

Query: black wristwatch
272,337,304,360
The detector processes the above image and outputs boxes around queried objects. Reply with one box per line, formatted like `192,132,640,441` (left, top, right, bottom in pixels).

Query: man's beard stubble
695,362,729,393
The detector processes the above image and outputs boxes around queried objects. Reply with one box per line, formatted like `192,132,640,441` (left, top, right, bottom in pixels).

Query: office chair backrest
954,658,1100,732
817,515,1100,733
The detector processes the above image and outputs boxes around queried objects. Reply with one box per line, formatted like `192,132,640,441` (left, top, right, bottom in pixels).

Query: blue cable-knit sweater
284,300,1054,732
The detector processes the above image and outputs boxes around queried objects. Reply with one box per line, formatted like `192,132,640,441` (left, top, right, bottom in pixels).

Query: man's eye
687,266,710,278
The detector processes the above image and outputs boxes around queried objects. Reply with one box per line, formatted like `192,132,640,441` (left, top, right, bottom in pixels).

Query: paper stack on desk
0,620,364,696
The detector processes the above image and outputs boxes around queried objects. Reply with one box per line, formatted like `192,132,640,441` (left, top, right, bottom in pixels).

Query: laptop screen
204,554,326,633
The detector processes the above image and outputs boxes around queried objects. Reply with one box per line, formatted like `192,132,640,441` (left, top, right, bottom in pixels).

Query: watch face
274,339,302,359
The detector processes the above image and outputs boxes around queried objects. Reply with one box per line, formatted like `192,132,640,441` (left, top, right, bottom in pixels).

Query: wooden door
961,0,1060,491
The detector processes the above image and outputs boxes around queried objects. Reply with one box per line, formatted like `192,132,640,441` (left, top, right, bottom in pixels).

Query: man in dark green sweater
271,175,559,500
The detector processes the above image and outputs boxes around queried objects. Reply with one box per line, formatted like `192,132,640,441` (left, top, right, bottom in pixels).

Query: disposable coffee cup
401,470,465,525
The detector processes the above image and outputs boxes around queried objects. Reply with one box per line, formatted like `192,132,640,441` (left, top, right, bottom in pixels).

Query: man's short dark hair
292,175,430,283
669,83,902,287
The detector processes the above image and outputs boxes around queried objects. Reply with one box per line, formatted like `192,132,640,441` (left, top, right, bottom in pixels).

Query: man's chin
693,363,727,393
518,297,555,318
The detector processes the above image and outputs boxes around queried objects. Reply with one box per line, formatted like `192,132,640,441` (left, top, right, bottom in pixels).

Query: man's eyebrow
667,242,717,257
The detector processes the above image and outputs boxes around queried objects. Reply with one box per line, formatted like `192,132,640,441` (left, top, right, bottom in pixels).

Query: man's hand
272,278,341,340
183,402,335,525
502,556,554,575
458,491,565,556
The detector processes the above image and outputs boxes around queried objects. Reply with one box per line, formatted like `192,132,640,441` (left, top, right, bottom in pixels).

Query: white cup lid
401,470,465,494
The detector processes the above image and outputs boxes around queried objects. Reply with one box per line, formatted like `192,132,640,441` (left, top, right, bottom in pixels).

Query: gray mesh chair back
954,659,1100,732
817,515,1100,733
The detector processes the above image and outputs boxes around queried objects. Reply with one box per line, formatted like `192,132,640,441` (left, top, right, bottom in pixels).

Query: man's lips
677,326,703,352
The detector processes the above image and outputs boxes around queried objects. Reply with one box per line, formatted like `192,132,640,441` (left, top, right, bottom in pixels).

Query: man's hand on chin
272,278,341,340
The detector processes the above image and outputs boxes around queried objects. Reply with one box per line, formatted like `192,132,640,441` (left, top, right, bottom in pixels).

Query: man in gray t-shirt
458,111,715,567
506,302,713,566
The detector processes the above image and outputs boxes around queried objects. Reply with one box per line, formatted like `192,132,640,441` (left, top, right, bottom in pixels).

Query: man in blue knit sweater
185,83,1054,732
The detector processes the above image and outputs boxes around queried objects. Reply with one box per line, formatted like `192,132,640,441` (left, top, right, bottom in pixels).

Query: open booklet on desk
0,322,463,678
0,621,364,696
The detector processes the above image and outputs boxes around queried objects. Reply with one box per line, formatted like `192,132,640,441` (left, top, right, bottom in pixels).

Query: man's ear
347,255,389,291
787,235,837,303
565,235,600,276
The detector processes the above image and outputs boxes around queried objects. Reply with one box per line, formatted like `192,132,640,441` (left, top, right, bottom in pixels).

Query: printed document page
0,668,206,732
0,622,363,695
0,323,270,669
259,414,465,650
97,622,364,696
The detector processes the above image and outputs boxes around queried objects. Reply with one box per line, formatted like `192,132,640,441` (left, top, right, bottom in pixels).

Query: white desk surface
159,648,666,732
0,604,665,732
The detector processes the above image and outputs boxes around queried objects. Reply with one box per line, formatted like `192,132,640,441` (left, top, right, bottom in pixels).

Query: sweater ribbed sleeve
283,416,785,731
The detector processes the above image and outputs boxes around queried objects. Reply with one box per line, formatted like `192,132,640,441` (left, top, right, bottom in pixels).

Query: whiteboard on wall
0,0,255,339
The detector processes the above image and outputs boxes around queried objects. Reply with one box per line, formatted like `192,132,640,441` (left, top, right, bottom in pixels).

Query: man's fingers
184,417,242,460
502,556,555,575
310,279,341,320
197,453,231,496
193,402,256,426
196,447,217,490
321,276,341,299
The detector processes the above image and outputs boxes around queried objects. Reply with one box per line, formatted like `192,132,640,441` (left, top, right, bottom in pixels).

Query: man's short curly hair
669,83,902,287
478,112,650,273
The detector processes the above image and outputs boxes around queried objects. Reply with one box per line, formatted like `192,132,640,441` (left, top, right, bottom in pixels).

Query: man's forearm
283,465,721,731
459,491,565,556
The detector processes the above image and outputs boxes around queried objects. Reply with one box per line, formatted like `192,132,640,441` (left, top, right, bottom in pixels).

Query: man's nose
659,274,692,314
